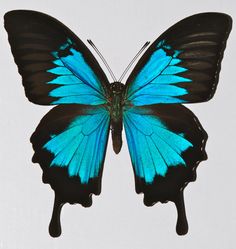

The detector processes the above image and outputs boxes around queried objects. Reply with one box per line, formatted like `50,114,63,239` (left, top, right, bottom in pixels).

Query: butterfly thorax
108,82,125,154
108,82,125,121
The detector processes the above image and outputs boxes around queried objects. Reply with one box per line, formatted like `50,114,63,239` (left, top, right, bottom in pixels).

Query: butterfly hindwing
125,13,232,106
31,104,110,202
124,104,207,234
4,10,109,105
30,104,110,236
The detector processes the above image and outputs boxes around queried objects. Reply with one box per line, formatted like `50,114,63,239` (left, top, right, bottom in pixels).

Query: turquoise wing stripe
127,40,192,106
124,108,193,183
43,106,110,184
48,75,84,85
47,39,106,105
49,85,104,96
129,49,172,93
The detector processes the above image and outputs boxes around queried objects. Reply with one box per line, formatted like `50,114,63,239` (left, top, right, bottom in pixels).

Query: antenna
118,41,150,82
87,39,117,82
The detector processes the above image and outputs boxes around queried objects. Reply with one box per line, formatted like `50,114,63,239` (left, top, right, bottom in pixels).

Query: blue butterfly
4,10,232,237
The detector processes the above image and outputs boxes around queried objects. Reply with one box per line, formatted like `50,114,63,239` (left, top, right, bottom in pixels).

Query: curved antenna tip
87,39,117,81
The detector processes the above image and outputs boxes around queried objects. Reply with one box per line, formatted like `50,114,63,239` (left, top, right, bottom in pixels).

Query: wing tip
4,10,34,25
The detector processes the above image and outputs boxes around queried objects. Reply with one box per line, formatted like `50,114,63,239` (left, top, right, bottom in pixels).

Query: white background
0,0,235,248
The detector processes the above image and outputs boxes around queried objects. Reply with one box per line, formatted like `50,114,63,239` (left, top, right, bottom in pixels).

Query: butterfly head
110,82,125,95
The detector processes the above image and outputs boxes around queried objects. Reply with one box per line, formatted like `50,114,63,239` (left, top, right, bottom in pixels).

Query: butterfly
4,10,232,237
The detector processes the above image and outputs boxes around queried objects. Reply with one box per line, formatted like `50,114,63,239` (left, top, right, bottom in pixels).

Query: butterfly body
108,82,125,153
4,10,232,237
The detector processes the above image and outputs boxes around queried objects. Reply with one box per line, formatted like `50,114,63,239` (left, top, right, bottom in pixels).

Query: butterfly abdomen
108,82,125,154
111,120,123,154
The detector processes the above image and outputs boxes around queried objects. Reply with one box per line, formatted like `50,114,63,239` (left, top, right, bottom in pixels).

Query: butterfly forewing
125,13,232,105
4,10,110,105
